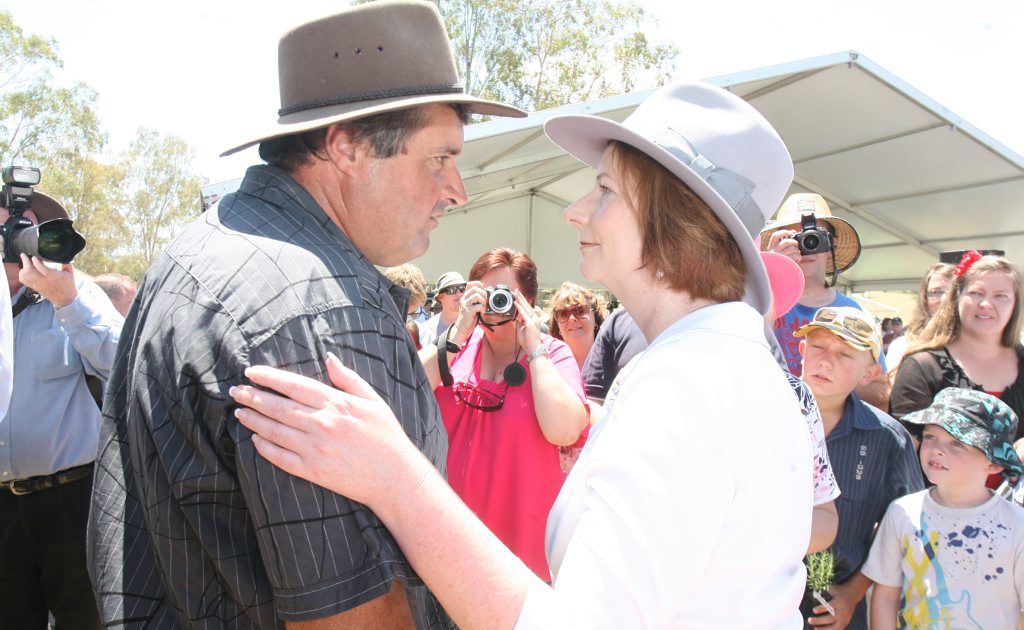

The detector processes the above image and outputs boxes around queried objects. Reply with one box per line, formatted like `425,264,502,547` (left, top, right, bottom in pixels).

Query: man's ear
322,122,367,176
859,361,882,386
798,339,807,357
987,462,1006,476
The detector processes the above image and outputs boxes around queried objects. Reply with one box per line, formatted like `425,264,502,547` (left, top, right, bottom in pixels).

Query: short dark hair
259,103,471,172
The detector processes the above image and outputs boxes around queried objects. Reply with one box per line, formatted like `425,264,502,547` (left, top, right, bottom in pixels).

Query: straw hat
759,193,861,275
544,81,794,316
221,0,525,156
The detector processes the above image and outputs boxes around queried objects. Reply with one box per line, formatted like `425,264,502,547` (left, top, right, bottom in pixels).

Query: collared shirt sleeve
236,306,433,621
55,278,123,380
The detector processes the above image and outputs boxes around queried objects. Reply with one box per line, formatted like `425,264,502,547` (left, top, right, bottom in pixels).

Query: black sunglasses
440,284,466,296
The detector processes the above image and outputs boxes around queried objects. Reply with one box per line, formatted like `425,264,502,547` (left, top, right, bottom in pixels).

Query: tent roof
419,51,1024,292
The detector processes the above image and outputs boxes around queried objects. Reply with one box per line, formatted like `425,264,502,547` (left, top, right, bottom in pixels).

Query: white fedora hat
544,81,794,315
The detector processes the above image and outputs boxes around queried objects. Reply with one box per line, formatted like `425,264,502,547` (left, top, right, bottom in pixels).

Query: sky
10,0,1023,186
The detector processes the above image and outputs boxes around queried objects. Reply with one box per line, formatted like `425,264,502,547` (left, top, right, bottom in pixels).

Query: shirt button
0,440,5,446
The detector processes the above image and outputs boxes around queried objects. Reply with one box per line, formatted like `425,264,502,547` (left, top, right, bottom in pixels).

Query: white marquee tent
413,51,1024,292
201,51,1024,294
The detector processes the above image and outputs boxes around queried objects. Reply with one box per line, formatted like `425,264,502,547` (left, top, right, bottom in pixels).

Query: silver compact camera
486,284,516,317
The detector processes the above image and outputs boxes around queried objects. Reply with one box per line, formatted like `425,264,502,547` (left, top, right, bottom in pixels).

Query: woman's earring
655,269,665,281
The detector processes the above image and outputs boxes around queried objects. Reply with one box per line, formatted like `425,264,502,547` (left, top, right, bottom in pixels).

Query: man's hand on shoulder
18,254,78,308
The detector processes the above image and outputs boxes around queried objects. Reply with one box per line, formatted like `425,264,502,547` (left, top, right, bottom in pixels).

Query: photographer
760,194,891,409
417,247,589,580
0,188,121,629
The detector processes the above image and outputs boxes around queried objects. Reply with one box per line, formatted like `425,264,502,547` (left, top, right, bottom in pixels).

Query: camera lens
491,293,509,310
804,234,820,251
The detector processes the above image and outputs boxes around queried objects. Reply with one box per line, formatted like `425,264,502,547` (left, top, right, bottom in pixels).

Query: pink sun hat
760,250,804,320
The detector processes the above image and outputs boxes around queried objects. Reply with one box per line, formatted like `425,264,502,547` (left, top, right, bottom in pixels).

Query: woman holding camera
416,247,589,580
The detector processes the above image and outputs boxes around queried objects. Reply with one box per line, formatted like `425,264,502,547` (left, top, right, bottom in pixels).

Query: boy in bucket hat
862,388,1024,629
88,2,524,628
795,307,923,629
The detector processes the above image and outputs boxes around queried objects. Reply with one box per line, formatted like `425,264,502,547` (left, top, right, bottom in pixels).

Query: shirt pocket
31,328,83,381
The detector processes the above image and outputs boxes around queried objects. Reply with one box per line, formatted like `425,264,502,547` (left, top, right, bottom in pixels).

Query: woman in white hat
230,81,812,628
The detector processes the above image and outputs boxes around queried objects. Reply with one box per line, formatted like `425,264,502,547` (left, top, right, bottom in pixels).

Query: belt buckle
8,480,32,496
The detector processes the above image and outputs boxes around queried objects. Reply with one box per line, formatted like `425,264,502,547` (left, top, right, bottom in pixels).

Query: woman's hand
229,353,426,506
449,280,487,346
513,290,542,354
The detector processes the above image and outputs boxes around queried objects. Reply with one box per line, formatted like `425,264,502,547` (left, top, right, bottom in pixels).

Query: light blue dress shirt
0,276,123,480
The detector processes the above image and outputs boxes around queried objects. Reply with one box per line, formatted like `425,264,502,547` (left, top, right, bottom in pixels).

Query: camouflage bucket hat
902,388,1024,477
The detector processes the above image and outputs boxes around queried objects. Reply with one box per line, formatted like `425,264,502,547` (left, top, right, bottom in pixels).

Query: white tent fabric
414,51,1024,292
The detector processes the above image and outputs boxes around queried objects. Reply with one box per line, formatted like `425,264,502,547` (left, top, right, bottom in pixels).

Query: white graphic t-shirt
862,488,1024,629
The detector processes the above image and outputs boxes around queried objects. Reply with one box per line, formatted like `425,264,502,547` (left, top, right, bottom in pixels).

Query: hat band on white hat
654,127,765,238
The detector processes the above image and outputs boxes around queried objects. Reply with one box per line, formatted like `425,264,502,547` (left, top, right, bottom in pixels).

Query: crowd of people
3,1,1023,628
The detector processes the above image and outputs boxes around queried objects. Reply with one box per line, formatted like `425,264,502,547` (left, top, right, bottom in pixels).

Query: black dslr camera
486,284,516,318
795,212,833,256
0,166,86,264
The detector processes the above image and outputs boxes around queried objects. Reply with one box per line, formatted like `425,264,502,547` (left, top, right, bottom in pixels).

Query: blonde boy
795,307,923,629
862,388,1024,629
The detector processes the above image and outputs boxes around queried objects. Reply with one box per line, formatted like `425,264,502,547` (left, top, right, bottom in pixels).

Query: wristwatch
526,345,549,365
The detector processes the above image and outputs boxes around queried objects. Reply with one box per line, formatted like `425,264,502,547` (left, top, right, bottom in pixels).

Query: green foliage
0,11,203,280
116,128,204,279
805,550,837,594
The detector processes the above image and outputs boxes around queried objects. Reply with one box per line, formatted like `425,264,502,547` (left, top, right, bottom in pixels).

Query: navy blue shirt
825,392,924,629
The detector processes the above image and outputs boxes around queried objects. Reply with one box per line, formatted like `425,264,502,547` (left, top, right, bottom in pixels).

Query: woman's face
477,266,524,336
925,273,952,316
562,146,644,293
555,303,596,344
958,270,1015,340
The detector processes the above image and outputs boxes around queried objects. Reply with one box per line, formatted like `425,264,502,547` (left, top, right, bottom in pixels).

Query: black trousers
0,474,101,630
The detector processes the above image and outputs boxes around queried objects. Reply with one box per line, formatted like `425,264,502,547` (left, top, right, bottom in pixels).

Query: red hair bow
954,249,983,278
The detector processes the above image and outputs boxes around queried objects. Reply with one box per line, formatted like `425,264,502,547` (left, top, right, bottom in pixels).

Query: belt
3,463,94,496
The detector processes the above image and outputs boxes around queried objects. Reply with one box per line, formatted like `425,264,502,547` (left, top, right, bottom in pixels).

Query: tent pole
527,193,534,256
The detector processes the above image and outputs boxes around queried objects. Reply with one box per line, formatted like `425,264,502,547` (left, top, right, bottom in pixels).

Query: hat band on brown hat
279,83,464,117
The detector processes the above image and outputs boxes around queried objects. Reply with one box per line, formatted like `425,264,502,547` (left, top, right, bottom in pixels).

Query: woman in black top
892,252,1024,443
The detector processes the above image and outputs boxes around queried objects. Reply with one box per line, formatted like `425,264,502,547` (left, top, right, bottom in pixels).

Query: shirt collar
830,391,883,440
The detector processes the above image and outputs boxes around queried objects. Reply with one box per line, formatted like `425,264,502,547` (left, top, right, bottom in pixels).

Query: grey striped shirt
88,165,452,628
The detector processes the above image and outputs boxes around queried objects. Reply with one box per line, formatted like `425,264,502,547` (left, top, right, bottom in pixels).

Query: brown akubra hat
221,0,526,157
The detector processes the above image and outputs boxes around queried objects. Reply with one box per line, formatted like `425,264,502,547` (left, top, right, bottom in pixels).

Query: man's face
800,329,878,399
435,283,464,315
0,206,38,291
342,104,468,266
792,220,834,286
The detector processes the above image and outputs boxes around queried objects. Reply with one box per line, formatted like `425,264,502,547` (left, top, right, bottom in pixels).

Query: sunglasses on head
555,305,591,322
440,284,466,296
814,307,875,337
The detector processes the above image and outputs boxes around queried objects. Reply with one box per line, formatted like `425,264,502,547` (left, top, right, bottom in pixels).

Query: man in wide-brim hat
759,194,871,375
88,2,524,628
